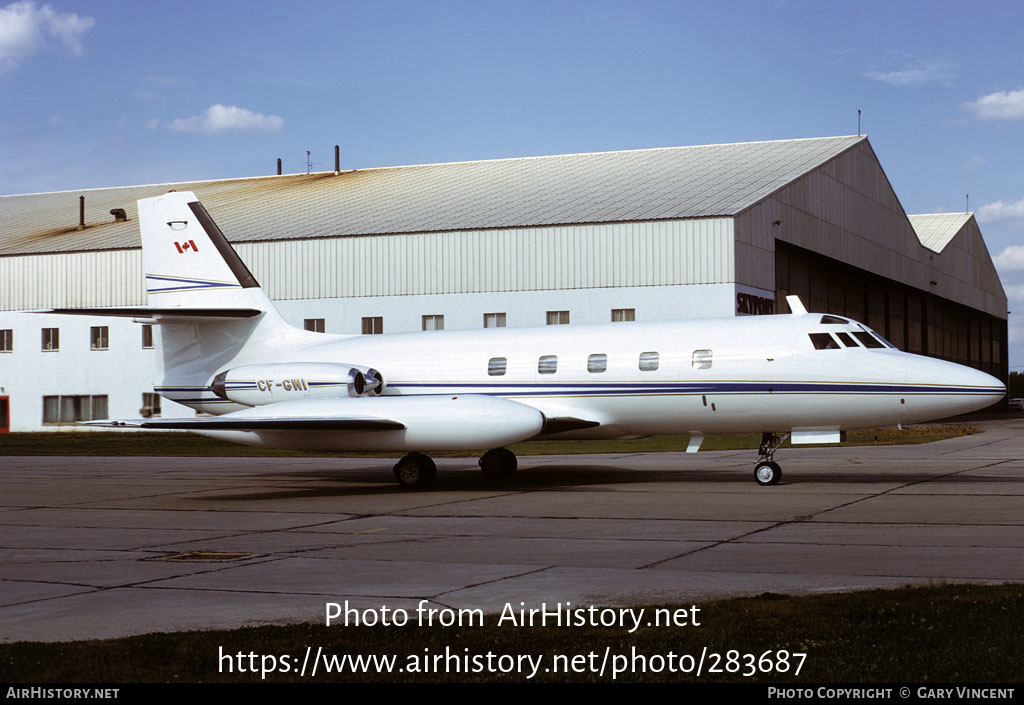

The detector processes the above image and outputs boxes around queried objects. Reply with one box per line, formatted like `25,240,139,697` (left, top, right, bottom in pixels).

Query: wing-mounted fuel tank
211,362,384,406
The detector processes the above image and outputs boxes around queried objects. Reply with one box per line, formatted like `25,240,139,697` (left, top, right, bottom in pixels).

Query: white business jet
50,191,1005,487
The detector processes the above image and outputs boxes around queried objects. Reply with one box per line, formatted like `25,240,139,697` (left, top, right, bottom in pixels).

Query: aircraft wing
36,307,262,322
84,417,405,431
82,395,547,452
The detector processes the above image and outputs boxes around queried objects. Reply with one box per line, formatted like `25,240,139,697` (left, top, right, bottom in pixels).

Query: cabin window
90,326,109,351
483,312,506,328
546,311,570,325
639,351,659,371
304,318,325,333
41,327,59,351
587,353,608,373
836,332,858,347
141,324,154,348
362,317,383,334
422,315,444,331
538,355,558,374
853,331,885,349
809,333,840,350
611,308,635,322
692,349,712,369
0,329,12,352
488,357,507,376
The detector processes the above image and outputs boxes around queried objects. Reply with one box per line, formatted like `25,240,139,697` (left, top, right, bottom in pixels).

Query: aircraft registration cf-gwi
48,191,1006,488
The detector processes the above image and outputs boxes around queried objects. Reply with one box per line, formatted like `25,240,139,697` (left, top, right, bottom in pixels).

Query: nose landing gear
754,432,790,486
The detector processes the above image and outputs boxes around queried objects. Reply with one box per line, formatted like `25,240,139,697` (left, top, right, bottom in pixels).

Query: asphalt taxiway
2,418,1022,642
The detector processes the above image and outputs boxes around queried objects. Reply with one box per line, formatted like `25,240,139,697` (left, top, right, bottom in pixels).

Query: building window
639,351,659,371
41,328,59,351
422,315,444,331
42,395,108,424
538,354,558,374
90,326,109,351
142,324,154,349
546,310,570,325
611,308,635,322
488,357,507,376
483,312,506,328
0,329,12,353
140,392,161,418
362,317,383,335
587,353,608,373
304,318,325,333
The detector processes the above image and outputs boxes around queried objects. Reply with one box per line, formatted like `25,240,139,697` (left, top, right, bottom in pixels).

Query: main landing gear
754,432,790,486
393,452,437,488
479,447,517,480
392,447,519,488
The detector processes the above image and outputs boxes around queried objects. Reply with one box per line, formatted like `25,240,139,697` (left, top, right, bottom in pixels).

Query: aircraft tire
479,447,517,479
393,452,437,488
754,461,781,486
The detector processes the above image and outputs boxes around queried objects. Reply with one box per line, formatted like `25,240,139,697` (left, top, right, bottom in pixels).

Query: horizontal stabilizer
38,307,263,322
83,417,405,431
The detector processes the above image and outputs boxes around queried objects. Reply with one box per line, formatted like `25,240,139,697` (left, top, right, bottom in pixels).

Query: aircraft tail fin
140,190,269,311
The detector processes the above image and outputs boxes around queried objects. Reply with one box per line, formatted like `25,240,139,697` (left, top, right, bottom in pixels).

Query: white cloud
0,1,94,72
168,104,284,134
864,58,954,85
993,246,1024,272
977,198,1024,225
962,89,1024,120
1004,283,1024,303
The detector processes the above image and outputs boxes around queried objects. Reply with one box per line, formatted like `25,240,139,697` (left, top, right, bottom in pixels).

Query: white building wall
0,312,191,432
274,283,738,335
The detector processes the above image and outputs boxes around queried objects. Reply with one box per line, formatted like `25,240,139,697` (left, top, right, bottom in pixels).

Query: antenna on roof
966,194,969,213
857,109,861,136
304,150,321,175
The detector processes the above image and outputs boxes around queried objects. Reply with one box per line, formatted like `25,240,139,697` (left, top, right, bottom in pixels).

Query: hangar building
0,135,1008,431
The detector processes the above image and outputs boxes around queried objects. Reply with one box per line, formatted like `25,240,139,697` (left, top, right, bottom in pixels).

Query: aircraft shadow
195,462,1020,502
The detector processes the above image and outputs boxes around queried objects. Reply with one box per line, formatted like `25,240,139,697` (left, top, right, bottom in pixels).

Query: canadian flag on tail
174,240,198,254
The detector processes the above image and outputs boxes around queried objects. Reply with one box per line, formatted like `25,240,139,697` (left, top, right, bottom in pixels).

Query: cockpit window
820,315,849,324
836,332,858,347
809,333,840,350
861,326,896,348
853,331,884,349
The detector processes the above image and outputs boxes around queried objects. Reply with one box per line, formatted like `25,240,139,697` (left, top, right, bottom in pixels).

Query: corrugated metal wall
0,218,735,309
734,140,1006,319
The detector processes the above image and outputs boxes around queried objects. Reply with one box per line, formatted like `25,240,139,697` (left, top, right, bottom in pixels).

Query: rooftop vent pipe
334,145,340,174
78,196,85,230
110,208,128,222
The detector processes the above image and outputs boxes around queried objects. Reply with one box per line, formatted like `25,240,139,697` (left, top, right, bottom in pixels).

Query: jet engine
211,362,384,406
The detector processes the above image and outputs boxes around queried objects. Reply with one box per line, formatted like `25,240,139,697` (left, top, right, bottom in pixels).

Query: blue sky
3,0,1024,366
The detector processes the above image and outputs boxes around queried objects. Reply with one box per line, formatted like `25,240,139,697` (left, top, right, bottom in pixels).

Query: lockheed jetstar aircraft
50,191,1005,488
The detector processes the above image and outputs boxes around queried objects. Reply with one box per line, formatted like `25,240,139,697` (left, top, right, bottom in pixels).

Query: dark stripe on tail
187,201,260,289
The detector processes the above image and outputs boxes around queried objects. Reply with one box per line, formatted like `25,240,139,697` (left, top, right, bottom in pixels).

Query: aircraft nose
905,356,1005,421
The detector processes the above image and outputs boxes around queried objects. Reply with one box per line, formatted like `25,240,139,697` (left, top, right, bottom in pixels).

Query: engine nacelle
211,362,384,406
